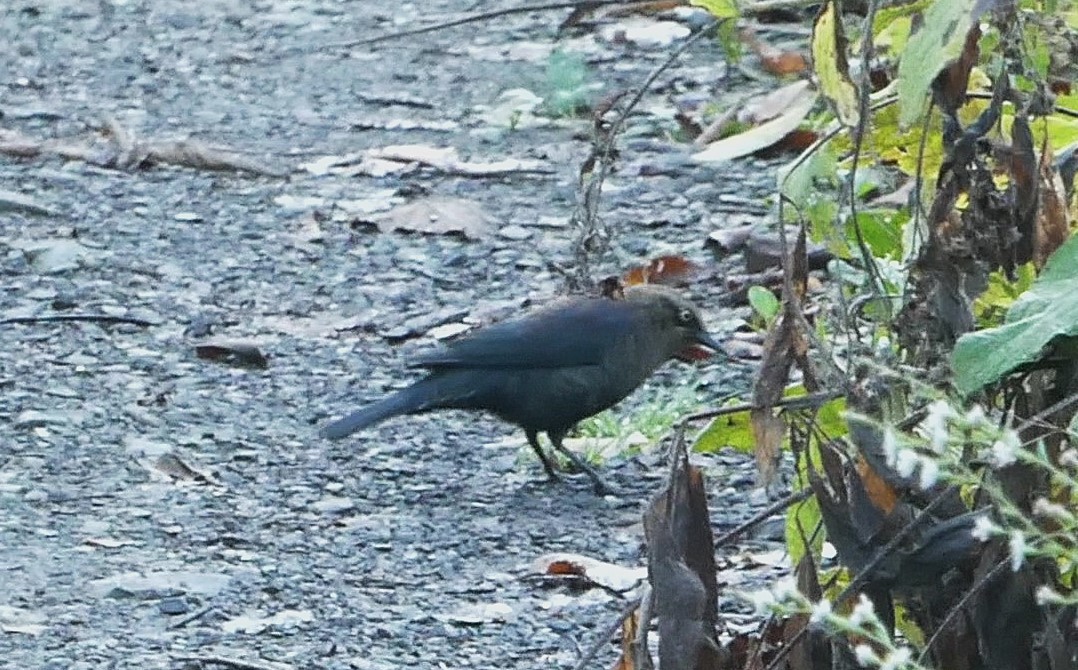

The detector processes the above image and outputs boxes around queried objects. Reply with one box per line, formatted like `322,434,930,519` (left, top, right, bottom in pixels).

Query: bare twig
318,0,628,50
168,605,216,630
566,19,724,289
571,596,643,670
918,558,1009,664
680,389,844,426
845,0,886,298
1,314,156,327
714,488,813,548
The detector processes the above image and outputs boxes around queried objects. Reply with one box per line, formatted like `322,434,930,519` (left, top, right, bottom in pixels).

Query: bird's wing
409,299,641,370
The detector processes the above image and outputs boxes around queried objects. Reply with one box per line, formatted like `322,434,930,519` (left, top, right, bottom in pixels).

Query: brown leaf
855,456,899,516
643,437,722,670
750,409,785,491
1035,141,1070,267
1011,114,1038,267
749,229,817,488
613,608,640,670
931,24,981,116
623,255,701,287
742,28,809,76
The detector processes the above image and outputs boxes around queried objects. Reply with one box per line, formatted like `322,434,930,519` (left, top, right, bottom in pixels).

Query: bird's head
623,285,722,362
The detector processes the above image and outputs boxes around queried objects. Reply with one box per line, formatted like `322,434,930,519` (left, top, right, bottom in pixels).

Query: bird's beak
676,330,722,362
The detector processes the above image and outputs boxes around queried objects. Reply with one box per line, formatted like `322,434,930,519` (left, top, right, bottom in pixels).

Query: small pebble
159,597,189,616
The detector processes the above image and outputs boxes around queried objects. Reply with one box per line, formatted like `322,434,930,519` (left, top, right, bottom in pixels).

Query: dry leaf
372,196,494,239
1035,142,1070,267
533,553,647,593
739,80,814,126
742,27,809,76
623,255,701,287
692,88,818,163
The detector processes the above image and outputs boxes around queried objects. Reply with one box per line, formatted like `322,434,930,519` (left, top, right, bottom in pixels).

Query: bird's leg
525,429,560,482
549,431,613,495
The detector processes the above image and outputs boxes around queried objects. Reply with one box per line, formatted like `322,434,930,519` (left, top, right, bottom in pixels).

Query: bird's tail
320,375,486,440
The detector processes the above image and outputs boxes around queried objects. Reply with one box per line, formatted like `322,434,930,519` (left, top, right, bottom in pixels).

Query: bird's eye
677,308,694,325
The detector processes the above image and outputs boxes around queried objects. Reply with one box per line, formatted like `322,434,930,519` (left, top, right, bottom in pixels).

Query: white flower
1032,497,1069,521
881,428,898,465
990,429,1021,468
965,404,988,426
918,458,940,489
880,646,912,670
849,593,876,626
809,598,832,624
1009,530,1027,571
1035,585,1064,605
923,400,953,453
895,448,919,478
1060,449,1078,469
971,514,999,541
854,644,880,667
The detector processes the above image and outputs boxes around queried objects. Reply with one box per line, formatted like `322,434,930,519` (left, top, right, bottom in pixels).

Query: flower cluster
742,585,924,670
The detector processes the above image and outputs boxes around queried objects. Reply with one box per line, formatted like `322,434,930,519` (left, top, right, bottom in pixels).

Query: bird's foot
555,450,617,495
585,474,618,496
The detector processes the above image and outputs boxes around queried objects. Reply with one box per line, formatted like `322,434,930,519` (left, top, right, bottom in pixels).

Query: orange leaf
623,254,701,286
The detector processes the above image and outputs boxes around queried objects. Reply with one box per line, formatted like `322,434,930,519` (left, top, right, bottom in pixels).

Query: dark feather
410,298,641,370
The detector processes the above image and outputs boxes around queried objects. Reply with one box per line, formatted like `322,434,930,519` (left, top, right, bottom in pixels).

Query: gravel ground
1,2,794,668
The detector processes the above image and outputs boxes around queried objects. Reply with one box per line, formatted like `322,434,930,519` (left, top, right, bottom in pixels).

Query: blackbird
322,285,720,492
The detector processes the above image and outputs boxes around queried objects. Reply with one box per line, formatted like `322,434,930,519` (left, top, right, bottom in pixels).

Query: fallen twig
318,0,628,50
1,314,156,327
168,605,216,630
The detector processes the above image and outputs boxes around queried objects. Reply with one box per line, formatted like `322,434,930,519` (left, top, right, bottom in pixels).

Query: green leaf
953,234,1078,396
748,285,781,323
786,490,824,566
691,0,739,19
974,263,1037,326
855,209,906,259
694,403,754,454
811,0,860,126
786,437,825,566
896,0,980,127
779,146,837,209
